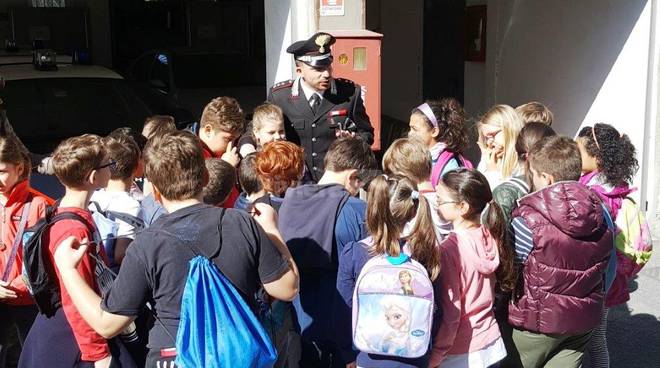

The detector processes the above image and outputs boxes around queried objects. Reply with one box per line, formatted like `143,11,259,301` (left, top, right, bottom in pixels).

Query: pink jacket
580,171,636,307
430,227,501,366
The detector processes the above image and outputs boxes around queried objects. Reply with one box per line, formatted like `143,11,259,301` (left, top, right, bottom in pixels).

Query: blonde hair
479,105,524,179
382,138,431,185
252,103,284,133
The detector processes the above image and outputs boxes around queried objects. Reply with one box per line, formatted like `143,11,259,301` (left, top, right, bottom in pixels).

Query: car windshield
1,78,149,154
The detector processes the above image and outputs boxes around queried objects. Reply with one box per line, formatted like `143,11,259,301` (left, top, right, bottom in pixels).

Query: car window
1,78,149,153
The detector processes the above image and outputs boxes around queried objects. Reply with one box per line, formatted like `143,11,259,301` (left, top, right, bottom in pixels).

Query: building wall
464,0,657,217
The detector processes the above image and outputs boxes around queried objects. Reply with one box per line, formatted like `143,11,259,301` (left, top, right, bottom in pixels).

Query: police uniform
267,32,374,182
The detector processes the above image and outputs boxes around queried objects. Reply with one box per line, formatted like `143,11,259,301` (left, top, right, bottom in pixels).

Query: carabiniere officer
267,32,374,183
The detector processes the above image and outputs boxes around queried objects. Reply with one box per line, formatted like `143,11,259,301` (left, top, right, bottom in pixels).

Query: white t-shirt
90,189,141,239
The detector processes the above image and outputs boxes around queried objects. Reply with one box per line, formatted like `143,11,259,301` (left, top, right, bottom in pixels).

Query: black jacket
268,77,374,182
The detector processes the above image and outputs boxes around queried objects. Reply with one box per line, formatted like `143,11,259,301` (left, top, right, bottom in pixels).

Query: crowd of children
0,92,647,368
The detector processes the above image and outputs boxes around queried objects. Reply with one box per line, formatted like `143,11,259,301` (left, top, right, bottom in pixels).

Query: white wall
264,0,318,88
465,0,656,215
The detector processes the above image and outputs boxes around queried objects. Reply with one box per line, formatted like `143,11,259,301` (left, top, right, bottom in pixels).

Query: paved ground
605,228,660,368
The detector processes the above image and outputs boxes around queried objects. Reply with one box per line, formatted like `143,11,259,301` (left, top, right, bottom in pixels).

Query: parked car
0,51,194,198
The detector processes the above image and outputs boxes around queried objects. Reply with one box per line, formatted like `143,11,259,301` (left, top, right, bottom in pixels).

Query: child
514,102,554,125
382,137,452,242
108,127,148,202
577,123,639,368
195,97,245,207
234,154,264,212
19,134,134,368
489,122,557,225
408,98,471,187
89,133,142,267
141,115,176,139
238,103,287,157
0,133,52,367
430,169,514,368
254,141,305,212
487,122,556,368
278,137,377,367
477,105,525,188
196,97,244,163
202,158,237,206
51,130,299,367
336,176,442,368
509,136,613,368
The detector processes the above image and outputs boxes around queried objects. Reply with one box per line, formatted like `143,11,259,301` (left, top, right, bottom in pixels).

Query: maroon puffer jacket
508,181,612,335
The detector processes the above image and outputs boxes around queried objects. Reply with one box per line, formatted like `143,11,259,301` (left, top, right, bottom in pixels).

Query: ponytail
367,175,441,280
366,175,401,257
484,200,515,293
408,194,440,280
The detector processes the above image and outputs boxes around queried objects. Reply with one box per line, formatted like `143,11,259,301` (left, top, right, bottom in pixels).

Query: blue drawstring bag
175,237,277,368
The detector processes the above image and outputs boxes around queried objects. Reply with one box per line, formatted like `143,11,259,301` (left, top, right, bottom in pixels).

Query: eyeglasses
437,200,460,206
95,159,117,171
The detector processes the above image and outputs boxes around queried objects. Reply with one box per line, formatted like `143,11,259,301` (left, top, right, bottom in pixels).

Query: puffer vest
508,181,613,335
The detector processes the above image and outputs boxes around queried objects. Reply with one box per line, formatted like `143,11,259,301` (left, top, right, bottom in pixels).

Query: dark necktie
309,94,320,114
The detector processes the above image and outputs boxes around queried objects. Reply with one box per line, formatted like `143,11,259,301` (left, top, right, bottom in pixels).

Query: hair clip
411,190,420,200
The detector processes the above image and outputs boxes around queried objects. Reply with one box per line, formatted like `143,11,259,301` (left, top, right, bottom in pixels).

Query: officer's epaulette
271,80,294,92
334,78,355,85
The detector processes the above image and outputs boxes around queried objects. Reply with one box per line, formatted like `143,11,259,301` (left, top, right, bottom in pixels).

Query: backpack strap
90,200,145,232
106,211,145,231
2,200,32,282
431,150,455,188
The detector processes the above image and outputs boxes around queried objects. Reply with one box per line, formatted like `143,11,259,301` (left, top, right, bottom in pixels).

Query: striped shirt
512,216,534,263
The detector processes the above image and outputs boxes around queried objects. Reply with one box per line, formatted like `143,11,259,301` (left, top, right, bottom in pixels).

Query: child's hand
239,143,257,158
54,236,88,272
485,144,504,172
335,130,356,138
221,141,240,167
0,280,17,300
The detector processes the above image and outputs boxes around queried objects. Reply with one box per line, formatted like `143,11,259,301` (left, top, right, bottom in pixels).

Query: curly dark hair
412,98,468,153
577,123,638,186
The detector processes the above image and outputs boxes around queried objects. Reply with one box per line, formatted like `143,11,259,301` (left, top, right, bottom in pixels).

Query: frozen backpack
614,197,653,278
352,242,435,359
431,150,474,188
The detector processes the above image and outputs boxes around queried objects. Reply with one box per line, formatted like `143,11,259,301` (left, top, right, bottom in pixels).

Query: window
31,0,65,7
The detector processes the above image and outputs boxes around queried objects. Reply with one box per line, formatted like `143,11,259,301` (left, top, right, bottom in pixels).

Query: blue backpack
174,209,277,368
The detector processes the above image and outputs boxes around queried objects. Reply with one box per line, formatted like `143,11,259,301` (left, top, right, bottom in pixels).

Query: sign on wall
320,0,344,17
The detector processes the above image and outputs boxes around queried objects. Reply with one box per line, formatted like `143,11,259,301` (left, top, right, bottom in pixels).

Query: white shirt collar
300,78,324,103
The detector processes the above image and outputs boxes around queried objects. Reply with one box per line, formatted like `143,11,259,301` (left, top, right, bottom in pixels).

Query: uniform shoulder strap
271,79,294,93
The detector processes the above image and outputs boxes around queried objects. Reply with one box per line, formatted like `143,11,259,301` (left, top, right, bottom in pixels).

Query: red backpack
430,150,474,188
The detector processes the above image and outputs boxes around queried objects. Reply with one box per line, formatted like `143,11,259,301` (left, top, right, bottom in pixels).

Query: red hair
255,141,304,196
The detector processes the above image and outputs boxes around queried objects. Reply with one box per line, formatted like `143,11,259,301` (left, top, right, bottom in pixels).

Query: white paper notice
320,0,345,16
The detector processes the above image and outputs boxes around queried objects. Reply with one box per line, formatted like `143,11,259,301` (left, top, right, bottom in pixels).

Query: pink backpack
352,239,435,358
430,150,474,188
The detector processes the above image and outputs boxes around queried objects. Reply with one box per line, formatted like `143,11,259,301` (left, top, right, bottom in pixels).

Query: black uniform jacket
267,77,374,182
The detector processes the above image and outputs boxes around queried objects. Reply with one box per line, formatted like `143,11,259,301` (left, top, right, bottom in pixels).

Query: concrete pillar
264,0,318,88
265,0,366,88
